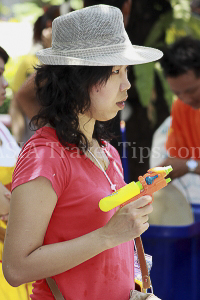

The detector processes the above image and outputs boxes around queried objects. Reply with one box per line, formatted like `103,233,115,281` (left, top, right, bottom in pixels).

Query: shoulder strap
46,277,65,300
135,236,151,291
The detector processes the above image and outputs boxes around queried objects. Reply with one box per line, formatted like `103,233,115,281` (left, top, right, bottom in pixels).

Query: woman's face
87,65,131,121
0,57,8,107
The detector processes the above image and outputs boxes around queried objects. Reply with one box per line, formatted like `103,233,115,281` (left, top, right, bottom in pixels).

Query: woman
0,47,33,299
3,5,162,300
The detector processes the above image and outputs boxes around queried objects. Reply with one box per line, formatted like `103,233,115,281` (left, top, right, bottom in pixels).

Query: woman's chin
96,112,119,122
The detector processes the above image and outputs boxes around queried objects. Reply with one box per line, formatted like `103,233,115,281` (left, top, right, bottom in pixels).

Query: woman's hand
100,195,153,249
0,182,11,220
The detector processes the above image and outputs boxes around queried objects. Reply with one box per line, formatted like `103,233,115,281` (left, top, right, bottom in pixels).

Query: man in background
160,36,200,180
149,36,200,225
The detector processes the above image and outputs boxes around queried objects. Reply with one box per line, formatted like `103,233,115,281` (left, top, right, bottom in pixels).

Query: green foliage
0,97,11,114
11,0,66,23
70,0,83,10
0,4,11,16
187,15,200,39
134,63,155,107
154,62,174,109
171,0,191,21
12,2,44,23
42,0,64,4
145,11,174,48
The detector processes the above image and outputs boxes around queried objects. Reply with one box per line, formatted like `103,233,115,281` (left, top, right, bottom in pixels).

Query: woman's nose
120,76,131,92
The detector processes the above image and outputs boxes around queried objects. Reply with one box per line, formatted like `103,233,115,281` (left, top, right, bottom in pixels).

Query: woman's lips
116,97,127,109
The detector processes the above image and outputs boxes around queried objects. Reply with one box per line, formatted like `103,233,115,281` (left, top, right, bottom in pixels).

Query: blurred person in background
9,5,60,144
0,46,33,300
148,36,200,225
160,36,200,177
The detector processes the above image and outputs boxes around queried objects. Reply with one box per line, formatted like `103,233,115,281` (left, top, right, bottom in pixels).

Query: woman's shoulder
12,127,70,196
19,126,67,162
23,127,61,149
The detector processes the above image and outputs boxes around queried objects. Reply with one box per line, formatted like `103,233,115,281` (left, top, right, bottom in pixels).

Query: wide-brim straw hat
36,5,163,66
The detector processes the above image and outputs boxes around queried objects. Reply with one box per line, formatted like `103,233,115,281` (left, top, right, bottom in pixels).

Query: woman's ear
121,0,132,28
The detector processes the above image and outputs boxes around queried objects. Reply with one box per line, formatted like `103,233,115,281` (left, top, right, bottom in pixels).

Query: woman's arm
3,176,152,287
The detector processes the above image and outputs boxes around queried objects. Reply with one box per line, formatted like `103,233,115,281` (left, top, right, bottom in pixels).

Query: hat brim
36,44,163,66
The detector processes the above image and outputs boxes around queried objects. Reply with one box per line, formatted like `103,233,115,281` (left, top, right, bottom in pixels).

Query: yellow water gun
99,166,172,212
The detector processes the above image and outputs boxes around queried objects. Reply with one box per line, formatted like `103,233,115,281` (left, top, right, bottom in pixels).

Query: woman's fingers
127,195,152,209
141,214,149,224
101,195,154,249
121,195,153,218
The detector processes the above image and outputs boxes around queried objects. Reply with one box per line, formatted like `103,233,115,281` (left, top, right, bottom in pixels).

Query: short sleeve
12,143,69,198
166,99,186,157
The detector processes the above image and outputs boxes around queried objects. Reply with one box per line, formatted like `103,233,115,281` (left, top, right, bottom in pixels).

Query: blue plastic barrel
142,222,200,300
192,204,200,222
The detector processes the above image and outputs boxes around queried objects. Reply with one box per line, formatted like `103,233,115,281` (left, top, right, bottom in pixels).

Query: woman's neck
78,114,95,144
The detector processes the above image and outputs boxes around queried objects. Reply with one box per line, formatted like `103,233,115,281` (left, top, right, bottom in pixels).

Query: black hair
31,65,114,150
84,0,127,10
0,46,9,64
33,5,60,43
160,36,200,78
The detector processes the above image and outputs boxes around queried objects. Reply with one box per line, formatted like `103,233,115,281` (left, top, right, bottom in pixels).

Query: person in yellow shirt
10,6,60,144
0,46,33,300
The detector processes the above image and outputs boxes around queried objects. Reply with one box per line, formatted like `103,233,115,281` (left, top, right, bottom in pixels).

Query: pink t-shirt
12,127,135,300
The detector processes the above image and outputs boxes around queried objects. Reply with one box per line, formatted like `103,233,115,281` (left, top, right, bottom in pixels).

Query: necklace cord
82,142,116,192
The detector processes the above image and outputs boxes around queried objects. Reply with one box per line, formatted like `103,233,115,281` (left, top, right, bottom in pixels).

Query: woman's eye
112,70,120,74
